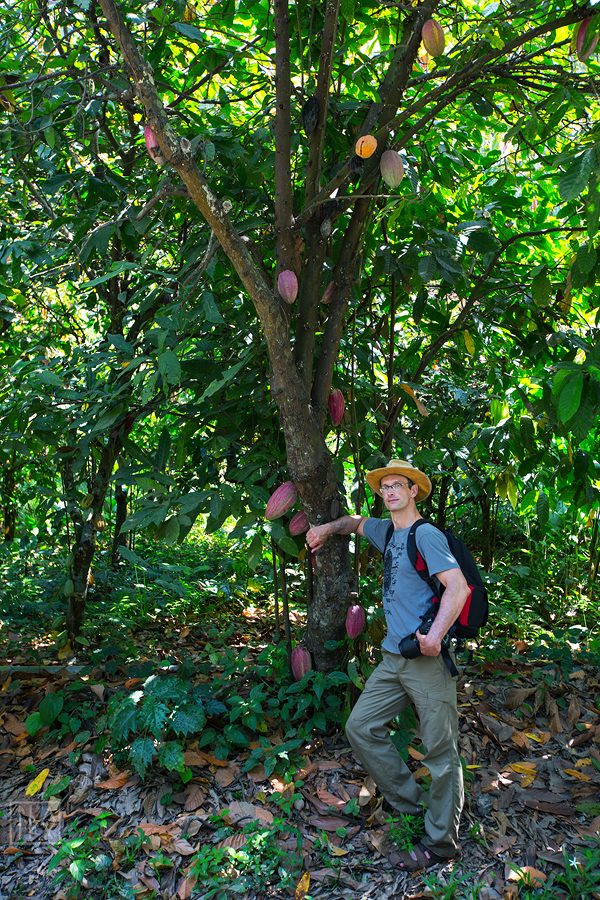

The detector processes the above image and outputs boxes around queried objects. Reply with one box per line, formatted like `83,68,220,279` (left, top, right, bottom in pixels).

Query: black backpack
384,518,489,643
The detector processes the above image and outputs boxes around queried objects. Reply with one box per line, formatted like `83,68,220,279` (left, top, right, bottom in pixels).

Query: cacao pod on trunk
422,19,445,56
346,603,366,638
291,645,312,680
144,125,165,166
265,481,298,520
380,150,404,188
329,389,345,426
289,509,309,536
278,270,298,303
321,282,334,304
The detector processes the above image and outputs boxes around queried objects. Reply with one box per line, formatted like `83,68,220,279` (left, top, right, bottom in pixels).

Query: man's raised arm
306,515,367,552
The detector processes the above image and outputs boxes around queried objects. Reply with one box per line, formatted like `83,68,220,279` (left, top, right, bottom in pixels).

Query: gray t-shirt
362,518,459,655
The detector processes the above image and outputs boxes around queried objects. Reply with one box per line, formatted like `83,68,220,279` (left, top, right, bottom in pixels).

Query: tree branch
274,0,294,275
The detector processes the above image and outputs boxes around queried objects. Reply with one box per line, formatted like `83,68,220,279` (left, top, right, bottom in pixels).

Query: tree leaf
558,374,583,423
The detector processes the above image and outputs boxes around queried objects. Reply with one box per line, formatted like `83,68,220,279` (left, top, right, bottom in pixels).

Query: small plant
47,812,115,895
385,813,425,851
190,817,301,898
422,870,483,899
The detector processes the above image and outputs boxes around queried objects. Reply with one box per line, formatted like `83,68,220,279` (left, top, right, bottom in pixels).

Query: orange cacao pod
277,270,298,303
422,19,445,56
329,389,345,426
265,481,298,520
346,603,365,638
355,135,377,159
291,645,312,680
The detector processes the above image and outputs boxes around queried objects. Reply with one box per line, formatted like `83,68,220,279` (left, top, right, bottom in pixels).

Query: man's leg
401,654,463,857
345,651,426,816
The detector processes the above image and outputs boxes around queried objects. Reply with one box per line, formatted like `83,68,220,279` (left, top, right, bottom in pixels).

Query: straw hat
366,458,432,502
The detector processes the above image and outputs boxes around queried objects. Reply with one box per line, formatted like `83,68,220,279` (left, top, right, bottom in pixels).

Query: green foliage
191,817,301,900
385,813,425,852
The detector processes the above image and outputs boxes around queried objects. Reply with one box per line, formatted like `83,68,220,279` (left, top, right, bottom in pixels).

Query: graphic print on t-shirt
383,534,405,617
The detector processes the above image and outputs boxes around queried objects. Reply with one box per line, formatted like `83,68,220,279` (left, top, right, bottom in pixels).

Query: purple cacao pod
422,19,445,56
278,270,298,304
289,509,309,536
265,481,298,520
329,389,345,426
144,125,165,166
321,282,334,304
291,645,312,681
577,18,598,62
346,603,366,639
380,150,404,189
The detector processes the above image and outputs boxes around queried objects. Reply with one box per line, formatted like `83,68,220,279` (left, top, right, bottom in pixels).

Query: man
306,459,469,870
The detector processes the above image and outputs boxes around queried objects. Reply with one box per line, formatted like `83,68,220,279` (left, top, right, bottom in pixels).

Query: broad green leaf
39,693,64,726
536,491,549,527
158,349,181,388
558,150,594,202
532,269,551,307
558,374,583,423
129,737,156,776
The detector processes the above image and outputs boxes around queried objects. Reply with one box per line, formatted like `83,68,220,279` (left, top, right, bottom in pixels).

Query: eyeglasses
380,482,411,494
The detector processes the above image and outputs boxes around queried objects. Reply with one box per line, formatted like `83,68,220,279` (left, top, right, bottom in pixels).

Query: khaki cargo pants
345,649,463,857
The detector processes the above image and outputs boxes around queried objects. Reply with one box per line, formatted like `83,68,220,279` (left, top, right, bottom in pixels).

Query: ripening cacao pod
289,509,309,536
278,269,298,304
321,283,334,304
576,18,598,62
302,95,319,137
265,481,298,520
422,19,445,57
329,389,345,426
144,125,166,166
380,150,405,189
346,603,366,638
291,645,312,680
355,135,377,159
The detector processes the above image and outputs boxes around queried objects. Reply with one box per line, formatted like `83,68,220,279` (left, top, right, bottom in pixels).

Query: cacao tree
1,0,600,662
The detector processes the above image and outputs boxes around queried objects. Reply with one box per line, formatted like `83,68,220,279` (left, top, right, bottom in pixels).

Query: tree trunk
111,482,128,567
67,434,122,640
2,453,17,541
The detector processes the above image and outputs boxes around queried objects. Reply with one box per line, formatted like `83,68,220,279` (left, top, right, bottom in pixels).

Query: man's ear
410,484,419,499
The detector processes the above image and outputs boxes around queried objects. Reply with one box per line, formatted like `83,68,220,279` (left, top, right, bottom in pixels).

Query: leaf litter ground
1,613,599,900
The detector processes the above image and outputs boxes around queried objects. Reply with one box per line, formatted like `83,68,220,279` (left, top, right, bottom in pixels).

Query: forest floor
1,608,600,900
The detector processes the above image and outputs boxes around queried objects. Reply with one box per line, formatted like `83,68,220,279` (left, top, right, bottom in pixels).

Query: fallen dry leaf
216,833,247,851
224,800,273,826
358,775,376,806
183,783,206,812
295,871,310,900
96,771,132,790
316,785,346,810
506,865,547,887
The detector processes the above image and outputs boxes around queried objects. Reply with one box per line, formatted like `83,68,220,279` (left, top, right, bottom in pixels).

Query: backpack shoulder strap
407,518,443,600
383,520,394,555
